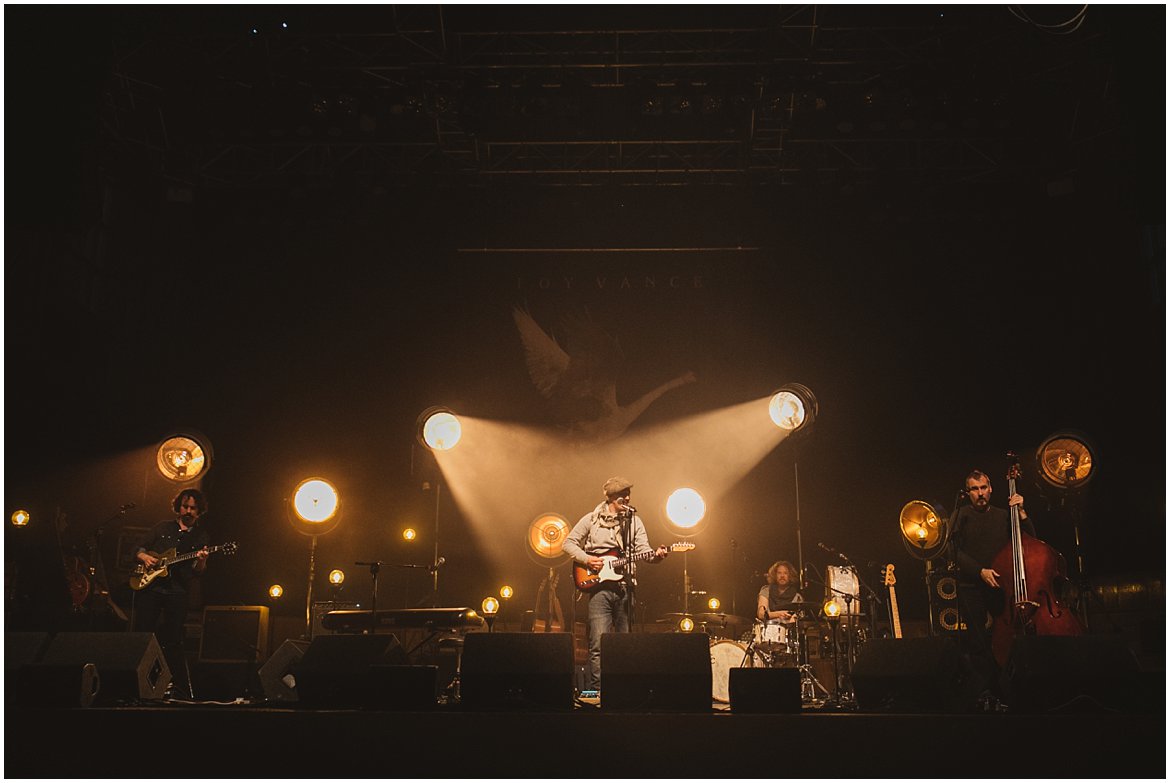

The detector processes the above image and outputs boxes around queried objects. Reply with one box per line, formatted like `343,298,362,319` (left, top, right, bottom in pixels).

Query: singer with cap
562,476,670,694
131,488,210,699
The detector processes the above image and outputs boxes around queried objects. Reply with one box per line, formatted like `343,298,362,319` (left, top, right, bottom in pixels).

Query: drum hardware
709,639,764,704
791,622,829,706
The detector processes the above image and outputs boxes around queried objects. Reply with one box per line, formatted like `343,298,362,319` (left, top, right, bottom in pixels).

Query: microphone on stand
428,557,446,573
818,542,850,563
119,502,136,511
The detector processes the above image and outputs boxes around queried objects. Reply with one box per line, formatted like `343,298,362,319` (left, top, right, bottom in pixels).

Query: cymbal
772,602,818,612
657,613,753,626
695,613,753,625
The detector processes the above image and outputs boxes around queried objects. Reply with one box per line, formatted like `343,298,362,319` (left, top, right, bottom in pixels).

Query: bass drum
710,640,763,704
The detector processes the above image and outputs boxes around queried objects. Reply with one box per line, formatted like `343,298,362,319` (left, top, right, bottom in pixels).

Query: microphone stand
622,509,636,629
839,552,883,644
355,561,384,634
804,567,858,709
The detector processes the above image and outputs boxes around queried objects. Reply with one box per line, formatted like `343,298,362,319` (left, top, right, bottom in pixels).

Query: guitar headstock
671,542,696,553
220,542,240,556
883,563,896,586
1006,451,1021,481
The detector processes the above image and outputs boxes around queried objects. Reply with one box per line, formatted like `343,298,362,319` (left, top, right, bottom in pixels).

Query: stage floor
7,695,1165,779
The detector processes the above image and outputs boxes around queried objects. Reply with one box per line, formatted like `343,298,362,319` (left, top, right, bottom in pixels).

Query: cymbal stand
838,594,858,707
794,612,829,705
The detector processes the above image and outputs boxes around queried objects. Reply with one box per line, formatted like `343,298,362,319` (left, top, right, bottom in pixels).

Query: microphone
818,542,849,563
428,557,446,573
622,504,638,514
120,503,136,511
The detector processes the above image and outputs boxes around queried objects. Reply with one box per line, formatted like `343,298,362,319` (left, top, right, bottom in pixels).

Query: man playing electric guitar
562,476,671,695
131,488,211,699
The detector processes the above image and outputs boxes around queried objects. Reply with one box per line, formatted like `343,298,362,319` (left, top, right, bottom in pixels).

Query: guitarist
562,476,670,695
131,488,210,699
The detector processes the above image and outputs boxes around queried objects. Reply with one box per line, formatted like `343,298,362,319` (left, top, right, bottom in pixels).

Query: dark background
4,6,1164,639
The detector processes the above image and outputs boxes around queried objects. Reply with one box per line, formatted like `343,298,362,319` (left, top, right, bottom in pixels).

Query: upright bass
989,455,1083,667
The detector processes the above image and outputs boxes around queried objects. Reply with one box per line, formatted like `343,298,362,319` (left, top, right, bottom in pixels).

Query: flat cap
603,476,633,496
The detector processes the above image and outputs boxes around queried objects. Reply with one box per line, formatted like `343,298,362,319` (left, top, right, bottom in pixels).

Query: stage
7,699,1165,779
5,624,1165,779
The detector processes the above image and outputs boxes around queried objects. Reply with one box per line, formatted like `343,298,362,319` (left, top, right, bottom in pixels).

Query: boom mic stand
805,567,859,709
355,561,384,634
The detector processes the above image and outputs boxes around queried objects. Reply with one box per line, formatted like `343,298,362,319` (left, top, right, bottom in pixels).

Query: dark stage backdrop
4,6,1164,638
6,182,1163,632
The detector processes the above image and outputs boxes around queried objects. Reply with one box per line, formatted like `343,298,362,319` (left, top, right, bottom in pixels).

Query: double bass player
952,468,1034,710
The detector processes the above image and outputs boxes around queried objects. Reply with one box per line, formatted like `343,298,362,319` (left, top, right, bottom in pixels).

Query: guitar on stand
883,564,902,639
533,567,565,632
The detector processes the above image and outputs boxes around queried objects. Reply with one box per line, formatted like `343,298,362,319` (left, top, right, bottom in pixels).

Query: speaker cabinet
928,571,963,635
38,632,171,703
368,665,440,710
199,605,269,663
729,667,801,713
1005,635,1152,714
601,633,712,712
293,634,408,708
5,632,52,670
460,632,574,710
16,663,101,708
258,638,311,703
851,637,965,712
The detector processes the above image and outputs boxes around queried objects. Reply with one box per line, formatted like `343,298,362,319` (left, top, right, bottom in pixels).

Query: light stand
290,477,341,641
826,610,842,707
429,481,442,606
304,535,319,639
768,383,818,594
1035,431,1096,629
415,407,463,609
794,459,806,591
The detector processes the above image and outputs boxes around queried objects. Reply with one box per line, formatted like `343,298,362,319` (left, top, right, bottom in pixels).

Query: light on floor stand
768,384,818,593
289,477,341,640
824,600,843,707
415,407,463,608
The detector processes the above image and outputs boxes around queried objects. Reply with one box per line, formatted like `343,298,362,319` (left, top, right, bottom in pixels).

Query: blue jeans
586,585,630,690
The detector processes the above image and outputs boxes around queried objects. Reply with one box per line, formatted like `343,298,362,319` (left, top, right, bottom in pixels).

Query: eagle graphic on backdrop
512,306,696,445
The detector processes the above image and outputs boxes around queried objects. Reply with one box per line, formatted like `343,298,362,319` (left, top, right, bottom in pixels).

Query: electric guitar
573,542,695,591
883,563,902,639
129,542,239,590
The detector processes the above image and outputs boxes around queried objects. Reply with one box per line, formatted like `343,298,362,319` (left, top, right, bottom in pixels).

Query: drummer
757,560,804,625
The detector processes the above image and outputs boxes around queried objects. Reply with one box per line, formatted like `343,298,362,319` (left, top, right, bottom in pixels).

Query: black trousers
956,583,1007,699
132,588,191,693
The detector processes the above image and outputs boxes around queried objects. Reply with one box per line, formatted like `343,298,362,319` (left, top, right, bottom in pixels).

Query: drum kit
699,602,827,707
703,599,871,709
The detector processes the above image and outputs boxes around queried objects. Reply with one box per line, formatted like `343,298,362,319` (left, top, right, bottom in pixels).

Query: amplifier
199,605,270,663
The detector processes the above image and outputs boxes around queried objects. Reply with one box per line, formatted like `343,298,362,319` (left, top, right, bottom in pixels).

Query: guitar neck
888,585,902,639
163,545,219,565
613,549,658,568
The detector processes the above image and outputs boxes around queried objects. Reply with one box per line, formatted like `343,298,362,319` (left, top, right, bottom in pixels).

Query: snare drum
752,621,790,653
710,640,763,703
